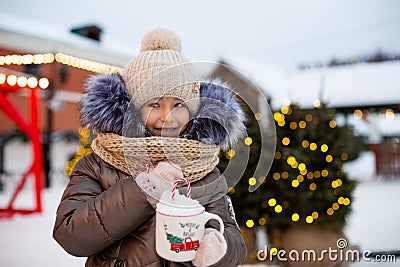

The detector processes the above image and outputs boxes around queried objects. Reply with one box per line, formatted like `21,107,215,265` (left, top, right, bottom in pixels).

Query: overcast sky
1,0,400,71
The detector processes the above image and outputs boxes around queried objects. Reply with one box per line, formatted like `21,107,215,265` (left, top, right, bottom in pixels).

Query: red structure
0,73,46,217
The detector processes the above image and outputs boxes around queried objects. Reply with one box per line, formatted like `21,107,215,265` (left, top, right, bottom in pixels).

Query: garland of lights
0,72,49,90
0,53,122,74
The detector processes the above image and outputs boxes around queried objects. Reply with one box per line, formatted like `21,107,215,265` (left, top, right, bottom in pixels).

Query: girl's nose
160,107,174,122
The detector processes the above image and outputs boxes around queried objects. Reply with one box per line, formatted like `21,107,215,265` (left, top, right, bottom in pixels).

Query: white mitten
192,228,227,267
135,162,183,206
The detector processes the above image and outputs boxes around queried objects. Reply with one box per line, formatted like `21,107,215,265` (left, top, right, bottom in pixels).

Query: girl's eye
148,103,159,108
174,102,186,108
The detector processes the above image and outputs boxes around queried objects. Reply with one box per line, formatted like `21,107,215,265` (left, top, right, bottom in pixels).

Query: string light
0,73,49,90
274,205,283,213
246,220,255,228
282,137,290,145
244,137,253,146
321,144,329,152
248,177,257,186
298,120,307,128
292,213,300,221
313,99,321,108
226,149,236,159
354,109,363,119
254,112,262,120
0,53,121,74
386,109,394,120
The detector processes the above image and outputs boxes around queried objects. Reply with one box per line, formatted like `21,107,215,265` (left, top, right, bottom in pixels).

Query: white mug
155,194,224,262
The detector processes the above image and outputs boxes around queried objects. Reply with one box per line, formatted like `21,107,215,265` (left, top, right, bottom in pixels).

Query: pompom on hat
121,28,200,115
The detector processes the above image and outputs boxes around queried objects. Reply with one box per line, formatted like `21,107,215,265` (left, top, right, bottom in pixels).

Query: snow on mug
155,179,224,262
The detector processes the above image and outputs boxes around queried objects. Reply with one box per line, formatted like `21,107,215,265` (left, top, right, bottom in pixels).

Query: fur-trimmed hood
79,73,246,150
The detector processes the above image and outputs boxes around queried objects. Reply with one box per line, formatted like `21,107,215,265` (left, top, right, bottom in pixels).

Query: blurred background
0,0,399,266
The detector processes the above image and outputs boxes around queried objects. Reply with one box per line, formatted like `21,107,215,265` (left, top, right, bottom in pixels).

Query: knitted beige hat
121,28,200,115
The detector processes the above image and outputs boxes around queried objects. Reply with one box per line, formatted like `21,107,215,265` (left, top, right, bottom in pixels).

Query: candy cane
172,178,191,200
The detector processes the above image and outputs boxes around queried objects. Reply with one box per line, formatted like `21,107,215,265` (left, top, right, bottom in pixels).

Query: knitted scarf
91,133,220,182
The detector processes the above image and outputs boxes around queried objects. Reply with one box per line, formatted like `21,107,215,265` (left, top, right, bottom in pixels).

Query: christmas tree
227,102,366,238
64,127,93,175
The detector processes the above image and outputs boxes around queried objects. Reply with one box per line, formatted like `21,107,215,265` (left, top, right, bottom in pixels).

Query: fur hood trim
79,73,246,150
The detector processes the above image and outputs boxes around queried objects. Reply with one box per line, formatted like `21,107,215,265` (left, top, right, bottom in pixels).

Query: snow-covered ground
0,141,399,266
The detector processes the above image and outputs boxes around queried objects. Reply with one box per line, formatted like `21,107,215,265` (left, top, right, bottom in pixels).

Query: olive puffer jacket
53,153,247,266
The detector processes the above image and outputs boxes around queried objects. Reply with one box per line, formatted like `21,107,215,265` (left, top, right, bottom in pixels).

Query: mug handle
204,212,224,235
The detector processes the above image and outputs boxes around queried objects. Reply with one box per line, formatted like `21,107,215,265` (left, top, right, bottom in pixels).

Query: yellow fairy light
302,140,309,148
307,172,314,179
309,143,317,150
290,122,297,129
300,169,307,175
274,205,283,213
338,197,345,204
258,217,267,225
281,106,290,114
327,208,334,215
340,153,348,161
336,179,342,186
326,155,333,162
314,171,321,178
354,109,363,120
287,156,296,165
305,114,313,122
309,183,317,190
331,180,338,188
297,175,304,182
291,162,299,168
254,112,262,120
278,120,285,127
246,220,255,228
329,120,337,128
292,213,300,222
313,99,321,108
386,109,394,120
312,212,319,219
282,137,290,145
298,163,306,171
273,172,280,180
321,169,329,177
306,216,314,223
292,180,299,187
321,144,328,152
226,149,235,159
274,152,282,159
298,120,307,128
248,177,257,186
281,171,289,179
343,198,351,205
268,198,277,206
332,203,340,210
228,187,235,194
274,112,284,122
244,137,253,146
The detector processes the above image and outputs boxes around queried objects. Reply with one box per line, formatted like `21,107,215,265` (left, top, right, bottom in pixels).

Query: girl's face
140,97,190,137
